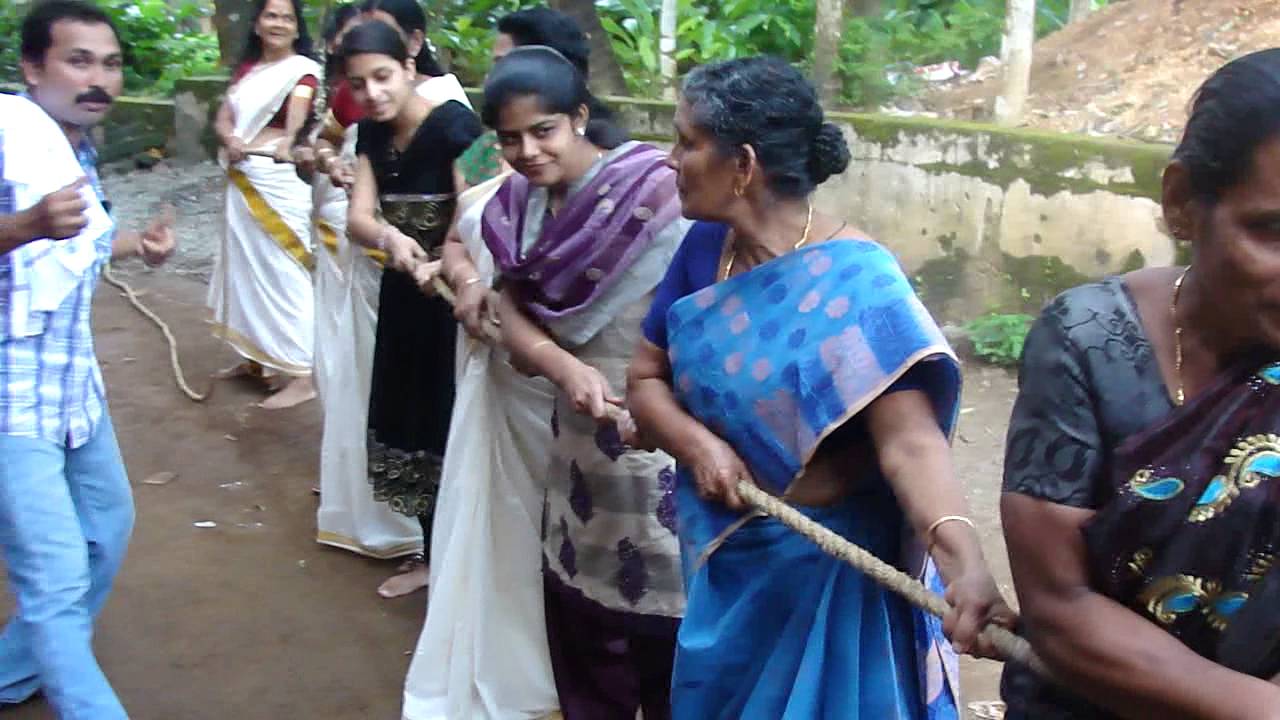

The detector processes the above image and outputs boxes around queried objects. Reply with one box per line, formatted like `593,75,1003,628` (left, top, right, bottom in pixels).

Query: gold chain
721,202,814,282
1171,266,1191,406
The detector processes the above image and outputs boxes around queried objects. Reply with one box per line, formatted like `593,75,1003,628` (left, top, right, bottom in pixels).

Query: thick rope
102,263,213,402
109,240,1046,674
736,481,1049,675
437,276,1046,673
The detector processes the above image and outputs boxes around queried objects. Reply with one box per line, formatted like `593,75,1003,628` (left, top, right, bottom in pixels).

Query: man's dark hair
496,8,589,77
21,0,121,64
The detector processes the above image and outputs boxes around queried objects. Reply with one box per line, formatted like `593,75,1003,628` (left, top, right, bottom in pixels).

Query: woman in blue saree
626,56,1013,719
1000,49,1280,720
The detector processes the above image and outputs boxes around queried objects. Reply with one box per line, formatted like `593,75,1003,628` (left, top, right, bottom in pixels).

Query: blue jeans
0,415,134,719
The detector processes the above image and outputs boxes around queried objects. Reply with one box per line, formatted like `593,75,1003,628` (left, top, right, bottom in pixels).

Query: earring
733,185,744,198
576,127,586,137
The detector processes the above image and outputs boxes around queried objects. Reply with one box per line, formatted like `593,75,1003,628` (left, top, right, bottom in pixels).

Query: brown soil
0,270,1018,719
926,0,1280,143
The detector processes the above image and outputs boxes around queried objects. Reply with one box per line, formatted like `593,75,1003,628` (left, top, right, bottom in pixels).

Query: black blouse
355,99,482,194
1001,276,1174,719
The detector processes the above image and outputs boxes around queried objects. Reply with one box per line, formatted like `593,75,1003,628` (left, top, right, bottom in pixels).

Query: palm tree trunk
213,0,256,66
814,0,844,105
548,0,629,96
659,0,678,99
995,0,1034,125
1068,0,1093,24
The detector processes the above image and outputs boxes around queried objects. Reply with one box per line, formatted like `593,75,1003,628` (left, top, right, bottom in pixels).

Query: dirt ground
925,0,1280,143
0,165,1021,718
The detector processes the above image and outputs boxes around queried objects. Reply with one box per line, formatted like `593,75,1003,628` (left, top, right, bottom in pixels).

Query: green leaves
0,0,1105,107
964,312,1034,367
427,0,541,86
108,0,220,95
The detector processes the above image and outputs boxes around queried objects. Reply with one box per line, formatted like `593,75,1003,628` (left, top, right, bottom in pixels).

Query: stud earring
576,127,586,137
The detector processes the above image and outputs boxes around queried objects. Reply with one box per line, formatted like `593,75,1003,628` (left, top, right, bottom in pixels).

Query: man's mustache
76,87,113,105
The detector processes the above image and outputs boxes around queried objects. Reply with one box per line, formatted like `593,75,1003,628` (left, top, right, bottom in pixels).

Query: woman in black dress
340,20,482,597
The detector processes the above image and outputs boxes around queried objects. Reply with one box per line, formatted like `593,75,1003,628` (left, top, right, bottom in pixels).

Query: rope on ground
102,263,213,402
736,481,1050,676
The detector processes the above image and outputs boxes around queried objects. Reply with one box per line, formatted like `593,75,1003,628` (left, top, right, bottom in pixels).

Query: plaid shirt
0,127,112,449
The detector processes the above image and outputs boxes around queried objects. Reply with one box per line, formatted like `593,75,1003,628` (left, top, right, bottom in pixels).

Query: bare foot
377,564,428,598
258,376,316,410
215,361,262,380
395,553,425,573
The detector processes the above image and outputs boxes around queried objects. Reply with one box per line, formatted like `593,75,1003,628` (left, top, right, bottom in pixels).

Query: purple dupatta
480,142,682,325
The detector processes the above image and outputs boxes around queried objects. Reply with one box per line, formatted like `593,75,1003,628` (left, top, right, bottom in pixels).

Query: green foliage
0,2,21,87
964,312,1033,366
1,0,1109,106
429,0,543,86
597,0,812,95
102,0,221,95
0,0,220,95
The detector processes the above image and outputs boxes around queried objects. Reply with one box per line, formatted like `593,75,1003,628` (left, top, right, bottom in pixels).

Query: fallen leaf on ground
141,471,178,486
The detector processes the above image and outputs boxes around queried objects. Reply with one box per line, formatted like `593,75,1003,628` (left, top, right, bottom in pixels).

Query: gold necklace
1171,266,1191,406
721,202,814,282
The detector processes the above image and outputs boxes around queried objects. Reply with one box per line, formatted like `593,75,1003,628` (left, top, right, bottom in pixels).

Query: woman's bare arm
346,155,383,249
1004,492,1280,720
627,338,733,467
864,390,1013,654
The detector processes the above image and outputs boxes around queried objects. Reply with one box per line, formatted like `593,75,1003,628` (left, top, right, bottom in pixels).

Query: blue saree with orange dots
1085,353,1280,677
651,231,963,719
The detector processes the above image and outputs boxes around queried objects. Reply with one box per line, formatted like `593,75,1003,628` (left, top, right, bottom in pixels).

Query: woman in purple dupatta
1000,50,1280,720
626,57,1012,719
477,47,690,720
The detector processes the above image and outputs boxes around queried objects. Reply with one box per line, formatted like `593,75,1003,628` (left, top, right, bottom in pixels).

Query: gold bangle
926,515,975,546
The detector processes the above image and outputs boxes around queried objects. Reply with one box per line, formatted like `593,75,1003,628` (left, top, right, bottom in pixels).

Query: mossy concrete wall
603,97,1176,321
1,83,175,164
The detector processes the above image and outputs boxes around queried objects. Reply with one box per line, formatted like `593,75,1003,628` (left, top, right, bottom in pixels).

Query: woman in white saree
210,0,321,409
305,7,424,558
400,174,559,720
400,14,597,718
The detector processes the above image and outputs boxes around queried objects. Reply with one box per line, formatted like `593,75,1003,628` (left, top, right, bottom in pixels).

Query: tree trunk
548,0,629,96
659,0,677,100
814,0,844,105
995,0,1034,125
213,0,256,67
845,0,880,17
1067,0,1093,24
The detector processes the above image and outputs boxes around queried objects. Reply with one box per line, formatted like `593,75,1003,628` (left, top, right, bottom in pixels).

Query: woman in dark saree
1001,48,1280,719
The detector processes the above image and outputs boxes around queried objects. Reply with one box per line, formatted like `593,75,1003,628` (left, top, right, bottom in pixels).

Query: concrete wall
15,77,1178,322
605,98,1175,321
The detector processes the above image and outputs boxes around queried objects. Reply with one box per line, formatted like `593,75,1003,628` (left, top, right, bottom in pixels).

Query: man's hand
138,206,176,267
30,177,91,240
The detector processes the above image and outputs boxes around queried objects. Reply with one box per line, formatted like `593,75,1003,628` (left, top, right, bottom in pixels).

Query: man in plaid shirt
0,2,176,717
